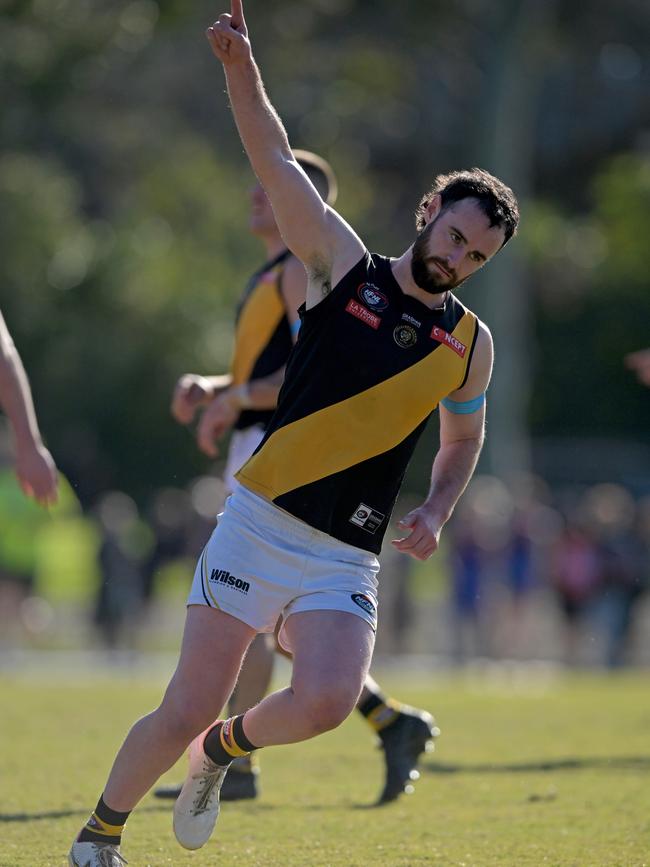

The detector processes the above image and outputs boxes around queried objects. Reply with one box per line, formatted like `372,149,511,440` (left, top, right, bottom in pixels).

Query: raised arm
392,322,493,560
206,1,364,306
0,311,58,505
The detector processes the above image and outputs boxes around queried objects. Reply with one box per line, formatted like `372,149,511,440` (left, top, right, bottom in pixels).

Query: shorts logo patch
430,326,467,357
346,299,381,329
210,568,250,594
357,282,388,311
393,324,418,348
349,503,385,534
351,593,376,618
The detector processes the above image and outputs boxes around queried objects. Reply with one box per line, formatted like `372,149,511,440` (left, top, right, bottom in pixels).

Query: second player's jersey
231,249,293,431
236,250,479,553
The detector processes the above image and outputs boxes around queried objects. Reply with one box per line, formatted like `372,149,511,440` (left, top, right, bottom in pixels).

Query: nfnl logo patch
430,326,467,358
346,299,381,330
357,282,388,311
351,593,377,618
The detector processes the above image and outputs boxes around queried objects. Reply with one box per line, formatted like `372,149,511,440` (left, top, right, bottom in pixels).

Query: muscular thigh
284,610,375,698
162,605,257,723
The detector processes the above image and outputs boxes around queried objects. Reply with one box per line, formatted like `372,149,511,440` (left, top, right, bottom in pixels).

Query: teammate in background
157,151,437,805
69,2,519,863
0,311,57,506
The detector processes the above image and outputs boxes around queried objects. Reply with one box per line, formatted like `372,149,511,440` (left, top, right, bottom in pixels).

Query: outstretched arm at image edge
0,312,58,504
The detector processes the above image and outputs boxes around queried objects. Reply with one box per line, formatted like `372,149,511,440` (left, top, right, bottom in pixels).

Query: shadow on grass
0,804,171,823
424,755,650,774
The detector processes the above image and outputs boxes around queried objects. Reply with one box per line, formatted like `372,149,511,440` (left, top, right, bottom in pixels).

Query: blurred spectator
585,484,649,667
448,509,486,662
93,491,153,650
0,461,53,647
550,511,603,666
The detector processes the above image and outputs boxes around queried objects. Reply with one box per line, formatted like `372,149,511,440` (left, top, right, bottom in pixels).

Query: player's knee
297,682,358,734
156,695,216,744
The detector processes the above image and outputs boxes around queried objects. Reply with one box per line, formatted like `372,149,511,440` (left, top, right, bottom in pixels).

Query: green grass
1,667,649,866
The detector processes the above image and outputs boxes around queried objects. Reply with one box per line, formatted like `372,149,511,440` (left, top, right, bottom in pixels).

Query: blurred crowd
440,475,649,668
1,445,648,668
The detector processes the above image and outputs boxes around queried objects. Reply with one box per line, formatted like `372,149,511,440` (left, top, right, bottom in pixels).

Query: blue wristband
440,393,486,414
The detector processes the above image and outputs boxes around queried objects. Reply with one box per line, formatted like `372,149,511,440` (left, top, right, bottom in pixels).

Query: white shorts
187,485,380,647
223,425,266,494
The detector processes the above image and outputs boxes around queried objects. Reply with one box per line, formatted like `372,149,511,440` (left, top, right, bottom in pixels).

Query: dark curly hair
415,168,519,246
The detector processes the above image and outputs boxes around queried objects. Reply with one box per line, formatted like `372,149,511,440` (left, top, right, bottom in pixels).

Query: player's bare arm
0,311,58,505
196,367,287,458
171,373,233,424
392,321,493,561
206,1,364,307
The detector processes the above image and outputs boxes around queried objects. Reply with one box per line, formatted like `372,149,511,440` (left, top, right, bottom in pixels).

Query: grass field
1,664,649,866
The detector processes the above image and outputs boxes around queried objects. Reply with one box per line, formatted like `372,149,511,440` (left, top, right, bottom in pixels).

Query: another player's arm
392,322,493,561
171,373,233,424
196,367,286,457
206,1,364,308
0,311,58,505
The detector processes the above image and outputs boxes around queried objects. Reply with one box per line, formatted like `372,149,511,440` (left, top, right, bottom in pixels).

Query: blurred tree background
1,0,649,510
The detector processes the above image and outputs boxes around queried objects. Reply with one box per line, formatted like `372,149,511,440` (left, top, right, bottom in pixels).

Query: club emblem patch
393,324,418,348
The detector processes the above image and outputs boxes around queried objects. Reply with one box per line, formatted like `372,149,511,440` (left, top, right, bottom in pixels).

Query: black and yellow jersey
231,249,293,431
236,250,479,553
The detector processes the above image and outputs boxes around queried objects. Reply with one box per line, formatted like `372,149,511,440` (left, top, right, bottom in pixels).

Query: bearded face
410,218,461,294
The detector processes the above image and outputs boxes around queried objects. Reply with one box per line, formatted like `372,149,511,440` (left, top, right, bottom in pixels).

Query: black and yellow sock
358,691,404,734
77,794,130,845
203,714,259,767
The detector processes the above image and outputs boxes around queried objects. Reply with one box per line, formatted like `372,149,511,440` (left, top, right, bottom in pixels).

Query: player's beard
411,221,460,293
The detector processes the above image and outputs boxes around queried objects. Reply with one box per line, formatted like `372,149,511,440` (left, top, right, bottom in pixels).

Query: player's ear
423,194,442,224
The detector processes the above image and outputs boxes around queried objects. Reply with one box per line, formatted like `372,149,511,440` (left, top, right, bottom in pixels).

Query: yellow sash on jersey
237,312,477,499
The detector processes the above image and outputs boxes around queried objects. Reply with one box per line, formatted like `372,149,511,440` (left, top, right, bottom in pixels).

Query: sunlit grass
1,666,649,866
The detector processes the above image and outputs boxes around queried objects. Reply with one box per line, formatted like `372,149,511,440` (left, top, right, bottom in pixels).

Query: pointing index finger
231,0,245,28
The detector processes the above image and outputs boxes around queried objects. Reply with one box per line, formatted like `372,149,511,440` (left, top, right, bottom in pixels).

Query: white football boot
173,730,230,850
68,840,127,866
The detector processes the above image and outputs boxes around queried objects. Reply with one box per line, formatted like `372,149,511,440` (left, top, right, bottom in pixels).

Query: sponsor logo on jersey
210,569,250,594
349,502,385,533
351,593,377,618
346,299,381,329
401,312,422,328
393,324,418,348
430,326,467,357
357,282,389,311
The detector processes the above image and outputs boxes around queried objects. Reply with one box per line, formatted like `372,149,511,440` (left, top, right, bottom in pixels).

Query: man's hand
391,504,444,561
625,348,650,387
206,0,250,65
15,441,58,507
171,374,217,425
196,390,241,457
